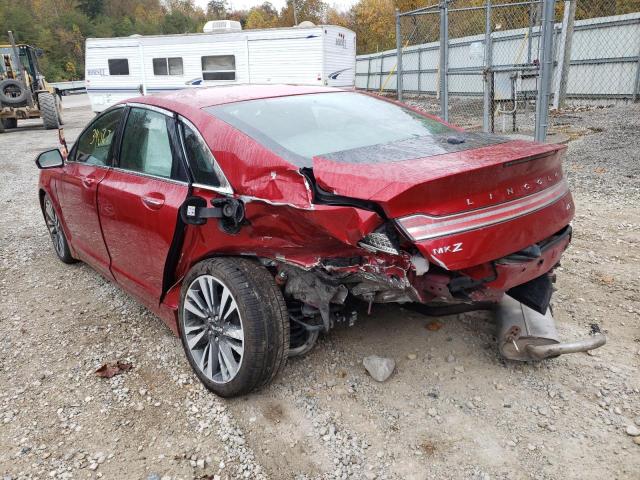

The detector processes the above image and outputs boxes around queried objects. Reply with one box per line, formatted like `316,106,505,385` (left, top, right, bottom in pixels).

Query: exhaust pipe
495,295,606,361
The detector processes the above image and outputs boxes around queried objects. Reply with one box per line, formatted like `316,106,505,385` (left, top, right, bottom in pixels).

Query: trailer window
108,59,129,75
201,55,235,81
153,57,183,76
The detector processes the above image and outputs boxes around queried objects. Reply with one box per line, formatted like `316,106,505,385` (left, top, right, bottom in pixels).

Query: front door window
73,108,123,165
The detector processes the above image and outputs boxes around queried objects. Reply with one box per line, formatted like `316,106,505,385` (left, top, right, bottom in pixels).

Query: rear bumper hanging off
495,295,606,361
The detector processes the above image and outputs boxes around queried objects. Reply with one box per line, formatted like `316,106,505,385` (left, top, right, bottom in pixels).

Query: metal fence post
535,0,556,142
634,46,640,102
396,8,403,101
483,0,493,132
366,56,371,91
439,0,449,121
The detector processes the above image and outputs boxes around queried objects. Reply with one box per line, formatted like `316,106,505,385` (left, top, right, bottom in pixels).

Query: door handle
82,176,96,188
142,194,165,210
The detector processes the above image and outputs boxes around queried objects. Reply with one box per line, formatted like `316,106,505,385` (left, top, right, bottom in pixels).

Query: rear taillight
397,179,571,241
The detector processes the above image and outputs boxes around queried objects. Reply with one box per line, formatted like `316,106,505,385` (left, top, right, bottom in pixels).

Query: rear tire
42,194,76,264
39,92,60,130
179,258,289,397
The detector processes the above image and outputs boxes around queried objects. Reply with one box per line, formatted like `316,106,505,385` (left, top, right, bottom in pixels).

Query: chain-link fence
355,0,640,140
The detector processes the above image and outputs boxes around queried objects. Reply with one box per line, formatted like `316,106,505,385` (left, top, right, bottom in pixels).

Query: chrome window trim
177,115,234,195
110,166,189,186
126,102,174,117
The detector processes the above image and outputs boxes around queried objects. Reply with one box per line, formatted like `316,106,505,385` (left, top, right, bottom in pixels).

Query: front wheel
179,258,289,397
43,194,76,264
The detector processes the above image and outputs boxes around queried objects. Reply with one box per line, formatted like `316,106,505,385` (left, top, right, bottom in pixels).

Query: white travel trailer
84,21,356,112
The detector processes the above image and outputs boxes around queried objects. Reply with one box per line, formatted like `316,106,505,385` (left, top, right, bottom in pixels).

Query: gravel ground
0,97,639,480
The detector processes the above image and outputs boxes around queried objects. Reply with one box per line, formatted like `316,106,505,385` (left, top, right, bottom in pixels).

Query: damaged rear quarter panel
175,189,383,278
169,108,384,272
198,115,312,208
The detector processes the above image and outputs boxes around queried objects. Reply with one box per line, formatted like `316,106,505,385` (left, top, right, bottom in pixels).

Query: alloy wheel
44,197,65,257
183,275,244,384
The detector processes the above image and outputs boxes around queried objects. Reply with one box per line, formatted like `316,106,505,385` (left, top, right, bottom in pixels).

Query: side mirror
35,149,64,169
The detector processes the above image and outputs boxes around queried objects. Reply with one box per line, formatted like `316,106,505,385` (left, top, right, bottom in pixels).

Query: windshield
206,92,456,167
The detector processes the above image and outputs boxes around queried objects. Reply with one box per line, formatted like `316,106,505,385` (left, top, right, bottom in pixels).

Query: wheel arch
164,252,268,314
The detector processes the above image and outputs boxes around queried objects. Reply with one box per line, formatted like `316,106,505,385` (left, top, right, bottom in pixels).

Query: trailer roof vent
203,20,242,33
296,21,316,28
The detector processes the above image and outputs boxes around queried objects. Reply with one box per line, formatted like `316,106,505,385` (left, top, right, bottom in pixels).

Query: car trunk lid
312,136,573,269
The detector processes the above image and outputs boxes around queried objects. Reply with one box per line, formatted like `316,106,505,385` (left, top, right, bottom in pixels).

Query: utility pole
553,0,576,110
293,0,298,26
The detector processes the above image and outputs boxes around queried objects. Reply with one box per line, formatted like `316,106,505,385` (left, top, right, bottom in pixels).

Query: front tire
179,258,289,397
43,194,75,264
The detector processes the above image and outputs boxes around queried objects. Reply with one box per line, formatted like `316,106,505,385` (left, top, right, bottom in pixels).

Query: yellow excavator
0,30,63,133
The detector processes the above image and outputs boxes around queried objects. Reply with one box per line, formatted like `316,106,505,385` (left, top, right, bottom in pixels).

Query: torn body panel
151,88,580,353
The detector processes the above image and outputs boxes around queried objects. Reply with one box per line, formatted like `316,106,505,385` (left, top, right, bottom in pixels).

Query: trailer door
247,34,323,85
85,43,141,112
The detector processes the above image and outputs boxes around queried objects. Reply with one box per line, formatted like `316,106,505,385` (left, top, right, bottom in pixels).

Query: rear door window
72,107,124,166
179,120,230,190
119,107,186,181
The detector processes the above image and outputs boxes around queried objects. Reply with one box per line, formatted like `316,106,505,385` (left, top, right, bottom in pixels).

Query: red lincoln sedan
36,85,604,397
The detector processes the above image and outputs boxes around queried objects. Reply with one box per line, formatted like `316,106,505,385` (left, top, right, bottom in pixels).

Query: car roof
127,84,347,110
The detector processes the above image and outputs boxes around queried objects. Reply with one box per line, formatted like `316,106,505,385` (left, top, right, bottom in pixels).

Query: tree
326,7,352,28
280,0,328,26
351,0,395,53
207,0,228,19
78,0,105,19
245,2,280,29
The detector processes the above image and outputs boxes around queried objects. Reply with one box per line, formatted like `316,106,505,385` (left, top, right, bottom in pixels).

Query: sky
193,0,359,12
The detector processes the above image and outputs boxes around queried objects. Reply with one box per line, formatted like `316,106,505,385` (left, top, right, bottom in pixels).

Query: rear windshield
205,92,456,167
